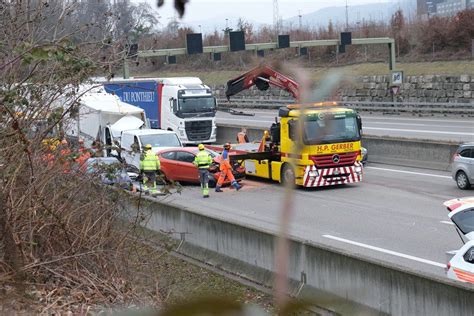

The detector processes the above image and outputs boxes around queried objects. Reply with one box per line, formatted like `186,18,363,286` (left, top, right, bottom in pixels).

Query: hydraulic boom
225,65,299,100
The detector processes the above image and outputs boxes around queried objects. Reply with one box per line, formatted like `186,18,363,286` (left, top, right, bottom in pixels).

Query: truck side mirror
172,99,178,113
288,120,298,141
357,115,362,133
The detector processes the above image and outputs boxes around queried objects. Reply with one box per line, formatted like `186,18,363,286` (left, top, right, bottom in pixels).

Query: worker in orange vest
236,128,249,144
75,139,92,172
215,143,242,192
58,139,72,173
41,138,59,168
257,130,271,152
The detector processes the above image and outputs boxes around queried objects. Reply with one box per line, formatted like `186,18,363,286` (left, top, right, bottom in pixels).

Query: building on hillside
417,0,443,17
436,0,466,16
417,0,472,17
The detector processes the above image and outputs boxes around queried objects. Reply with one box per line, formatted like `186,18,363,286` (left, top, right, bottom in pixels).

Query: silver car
452,143,474,190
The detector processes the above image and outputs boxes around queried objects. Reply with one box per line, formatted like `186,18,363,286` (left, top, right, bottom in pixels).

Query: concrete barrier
122,194,474,316
216,123,460,171
362,135,459,171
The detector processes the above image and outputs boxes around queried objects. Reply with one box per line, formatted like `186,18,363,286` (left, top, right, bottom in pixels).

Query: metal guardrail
217,98,474,115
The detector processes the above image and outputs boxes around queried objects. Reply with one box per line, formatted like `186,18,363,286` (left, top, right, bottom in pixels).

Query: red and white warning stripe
453,268,474,284
302,162,363,187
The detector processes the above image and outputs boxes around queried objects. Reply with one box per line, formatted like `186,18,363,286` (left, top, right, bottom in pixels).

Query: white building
417,0,472,17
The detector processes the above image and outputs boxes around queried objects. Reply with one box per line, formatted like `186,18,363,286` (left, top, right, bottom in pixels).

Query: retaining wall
122,195,474,316
216,123,459,171
212,74,474,104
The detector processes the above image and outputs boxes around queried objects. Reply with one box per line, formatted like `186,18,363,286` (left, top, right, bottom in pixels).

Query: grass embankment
129,233,276,313
0,225,276,314
142,60,474,86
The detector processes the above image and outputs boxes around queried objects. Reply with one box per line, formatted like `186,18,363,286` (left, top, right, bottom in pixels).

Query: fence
217,98,474,115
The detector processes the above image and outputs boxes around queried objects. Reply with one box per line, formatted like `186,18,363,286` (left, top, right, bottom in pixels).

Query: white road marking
322,234,446,268
364,127,474,136
366,166,452,179
366,121,473,129
217,118,273,124
362,116,474,124
440,220,455,226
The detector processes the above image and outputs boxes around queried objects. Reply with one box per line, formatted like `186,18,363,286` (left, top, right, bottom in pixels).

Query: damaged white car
444,198,474,284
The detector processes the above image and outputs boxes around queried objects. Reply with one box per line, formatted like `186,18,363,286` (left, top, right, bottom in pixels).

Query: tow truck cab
244,103,364,187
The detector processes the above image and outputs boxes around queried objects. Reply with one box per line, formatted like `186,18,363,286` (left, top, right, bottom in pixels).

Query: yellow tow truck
225,65,364,187
231,102,364,187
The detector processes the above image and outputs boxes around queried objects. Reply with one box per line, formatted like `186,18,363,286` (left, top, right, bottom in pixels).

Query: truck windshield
303,112,360,145
139,134,181,148
178,96,216,114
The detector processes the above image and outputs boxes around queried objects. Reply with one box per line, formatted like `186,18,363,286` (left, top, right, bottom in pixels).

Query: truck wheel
456,171,470,190
281,164,295,185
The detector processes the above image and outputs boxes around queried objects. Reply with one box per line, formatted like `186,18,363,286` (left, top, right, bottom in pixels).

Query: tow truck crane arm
225,65,299,100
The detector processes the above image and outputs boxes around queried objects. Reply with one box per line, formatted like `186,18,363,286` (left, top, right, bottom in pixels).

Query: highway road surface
216,109,474,143
159,163,470,279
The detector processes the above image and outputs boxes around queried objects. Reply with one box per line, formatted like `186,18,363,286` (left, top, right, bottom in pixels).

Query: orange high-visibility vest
237,132,247,144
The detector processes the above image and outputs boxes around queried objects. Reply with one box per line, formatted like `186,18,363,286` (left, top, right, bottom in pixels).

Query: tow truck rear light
446,202,461,212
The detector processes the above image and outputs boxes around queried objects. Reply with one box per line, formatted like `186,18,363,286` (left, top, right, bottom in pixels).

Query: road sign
390,70,403,86
391,86,400,95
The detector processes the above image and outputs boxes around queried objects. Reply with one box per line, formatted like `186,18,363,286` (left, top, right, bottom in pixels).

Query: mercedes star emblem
332,154,340,163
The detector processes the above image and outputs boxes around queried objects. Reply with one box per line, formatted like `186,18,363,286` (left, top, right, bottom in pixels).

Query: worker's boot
232,181,242,191
150,184,158,195
215,185,223,192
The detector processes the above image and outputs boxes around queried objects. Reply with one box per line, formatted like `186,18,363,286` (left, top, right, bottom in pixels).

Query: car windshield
140,134,181,148
178,96,216,113
302,112,360,145
451,208,474,236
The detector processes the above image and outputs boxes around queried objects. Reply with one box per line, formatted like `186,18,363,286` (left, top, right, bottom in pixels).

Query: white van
120,129,182,170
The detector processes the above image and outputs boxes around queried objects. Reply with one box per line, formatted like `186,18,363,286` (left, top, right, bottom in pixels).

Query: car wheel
456,171,471,190
281,164,295,185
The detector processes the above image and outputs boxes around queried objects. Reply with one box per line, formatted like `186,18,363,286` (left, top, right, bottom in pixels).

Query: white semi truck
101,77,217,145
65,88,182,169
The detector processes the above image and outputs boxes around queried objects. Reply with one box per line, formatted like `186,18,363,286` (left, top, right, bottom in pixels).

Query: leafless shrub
0,1,161,312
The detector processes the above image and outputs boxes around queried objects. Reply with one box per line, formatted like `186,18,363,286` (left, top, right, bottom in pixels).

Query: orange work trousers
217,167,235,186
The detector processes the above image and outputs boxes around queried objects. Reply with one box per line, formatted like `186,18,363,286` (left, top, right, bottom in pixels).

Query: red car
157,147,245,187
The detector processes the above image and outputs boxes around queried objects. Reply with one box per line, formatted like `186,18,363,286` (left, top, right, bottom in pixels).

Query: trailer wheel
281,164,295,185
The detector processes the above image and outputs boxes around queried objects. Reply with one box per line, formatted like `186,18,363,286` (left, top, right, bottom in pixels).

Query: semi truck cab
164,78,217,144
278,104,363,187
101,77,217,145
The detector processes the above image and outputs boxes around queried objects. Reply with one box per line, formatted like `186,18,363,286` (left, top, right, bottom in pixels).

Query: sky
137,0,392,29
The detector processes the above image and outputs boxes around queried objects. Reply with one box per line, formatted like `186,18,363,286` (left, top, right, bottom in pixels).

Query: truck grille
185,120,212,141
309,151,359,168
